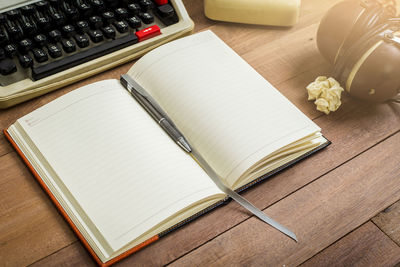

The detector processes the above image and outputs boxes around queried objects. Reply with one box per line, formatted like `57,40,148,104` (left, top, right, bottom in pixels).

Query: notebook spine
158,197,229,237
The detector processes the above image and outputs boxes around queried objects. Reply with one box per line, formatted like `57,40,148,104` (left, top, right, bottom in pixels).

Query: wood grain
0,153,76,267
170,131,400,266
23,99,400,266
241,23,326,87
373,200,400,246
182,0,211,32
300,222,400,267
1,0,400,266
30,243,96,267
1,45,398,265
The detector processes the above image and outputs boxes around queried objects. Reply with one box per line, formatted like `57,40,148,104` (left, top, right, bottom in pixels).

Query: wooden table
1,0,400,266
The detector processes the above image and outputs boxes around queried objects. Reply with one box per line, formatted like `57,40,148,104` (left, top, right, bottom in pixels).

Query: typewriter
0,0,193,108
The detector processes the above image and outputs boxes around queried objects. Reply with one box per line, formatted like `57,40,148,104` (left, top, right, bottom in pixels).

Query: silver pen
120,74,192,153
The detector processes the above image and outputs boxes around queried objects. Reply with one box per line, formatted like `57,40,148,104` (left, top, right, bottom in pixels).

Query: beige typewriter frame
0,0,194,109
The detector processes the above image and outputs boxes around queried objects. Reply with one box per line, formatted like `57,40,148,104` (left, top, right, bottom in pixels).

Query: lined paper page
128,30,321,187
17,80,223,251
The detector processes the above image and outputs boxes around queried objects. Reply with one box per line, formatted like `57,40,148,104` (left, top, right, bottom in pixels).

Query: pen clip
121,74,170,120
121,74,148,98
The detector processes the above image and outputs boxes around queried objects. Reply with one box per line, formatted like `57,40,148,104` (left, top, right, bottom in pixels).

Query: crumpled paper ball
306,76,344,114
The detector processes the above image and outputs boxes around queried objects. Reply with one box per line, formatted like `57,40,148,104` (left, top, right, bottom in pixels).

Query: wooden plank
0,135,12,158
277,63,333,118
30,243,95,267
0,153,76,266
1,45,397,267
182,0,212,32
373,200,400,246
300,222,400,267
0,0,394,265
27,100,400,266
239,23,326,87
170,132,400,266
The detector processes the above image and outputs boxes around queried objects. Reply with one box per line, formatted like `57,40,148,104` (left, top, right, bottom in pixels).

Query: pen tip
178,137,192,153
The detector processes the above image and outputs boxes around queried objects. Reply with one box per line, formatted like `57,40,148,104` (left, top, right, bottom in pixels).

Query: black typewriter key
113,21,129,33
49,30,62,42
89,16,103,29
104,0,118,8
34,34,48,47
19,39,33,53
101,26,115,39
6,10,20,21
102,11,116,25
0,58,17,75
5,44,17,57
127,3,141,15
139,12,154,24
48,6,66,26
0,14,6,24
19,54,33,68
49,0,62,6
74,34,90,47
89,0,106,12
76,20,90,33
47,43,62,58
138,0,153,12
0,29,9,46
33,48,48,62
62,25,76,38
61,39,76,53
88,30,103,42
115,8,129,20
5,21,23,41
0,48,5,60
126,16,141,28
35,1,49,11
19,15,37,36
33,11,51,32
20,5,36,16
61,2,79,22
157,4,174,18
75,0,92,17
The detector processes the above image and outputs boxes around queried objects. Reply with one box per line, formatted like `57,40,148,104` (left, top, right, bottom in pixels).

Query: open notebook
5,30,329,266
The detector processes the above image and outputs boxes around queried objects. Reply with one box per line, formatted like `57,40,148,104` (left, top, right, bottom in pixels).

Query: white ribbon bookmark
191,147,298,242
